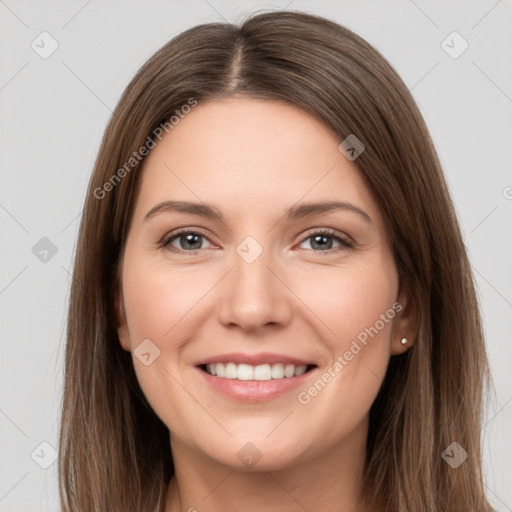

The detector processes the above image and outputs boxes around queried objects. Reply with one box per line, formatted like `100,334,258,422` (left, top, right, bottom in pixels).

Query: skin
115,97,417,512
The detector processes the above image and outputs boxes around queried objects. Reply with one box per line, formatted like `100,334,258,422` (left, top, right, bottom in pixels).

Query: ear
390,282,418,356
114,286,131,352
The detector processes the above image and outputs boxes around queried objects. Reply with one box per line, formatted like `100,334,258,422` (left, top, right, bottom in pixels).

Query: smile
201,362,316,380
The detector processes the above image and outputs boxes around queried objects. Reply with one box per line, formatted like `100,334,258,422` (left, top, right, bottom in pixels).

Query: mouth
194,355,319,402
198,362,317,381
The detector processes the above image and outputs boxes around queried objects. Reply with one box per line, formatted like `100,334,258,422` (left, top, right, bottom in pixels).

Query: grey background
1,1,511,510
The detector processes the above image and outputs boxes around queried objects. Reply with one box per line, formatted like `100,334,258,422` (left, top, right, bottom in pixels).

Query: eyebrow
144,200,371,224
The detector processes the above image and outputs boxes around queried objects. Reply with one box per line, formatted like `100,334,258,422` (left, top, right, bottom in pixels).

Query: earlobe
391,283,419,355
114,290,131,352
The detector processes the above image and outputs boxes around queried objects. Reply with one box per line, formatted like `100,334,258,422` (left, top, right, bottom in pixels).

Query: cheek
120,254,212,430
291,256,398,352
122,255,208,344
290,255,399,433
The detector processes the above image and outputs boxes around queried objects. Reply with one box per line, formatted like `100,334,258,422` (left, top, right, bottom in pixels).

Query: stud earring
400,337,408,345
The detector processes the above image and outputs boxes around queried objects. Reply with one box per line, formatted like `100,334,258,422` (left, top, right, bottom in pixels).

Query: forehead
132,97,380,225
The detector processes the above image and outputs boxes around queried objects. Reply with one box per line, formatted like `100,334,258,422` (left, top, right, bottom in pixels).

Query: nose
217,245,292,332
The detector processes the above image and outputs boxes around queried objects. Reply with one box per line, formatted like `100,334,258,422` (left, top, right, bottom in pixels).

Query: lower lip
196,366,316,402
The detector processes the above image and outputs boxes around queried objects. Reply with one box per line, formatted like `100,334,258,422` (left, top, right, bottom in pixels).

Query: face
116,97,414,471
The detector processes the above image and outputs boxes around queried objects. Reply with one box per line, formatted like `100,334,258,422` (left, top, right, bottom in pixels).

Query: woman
58,10,494,512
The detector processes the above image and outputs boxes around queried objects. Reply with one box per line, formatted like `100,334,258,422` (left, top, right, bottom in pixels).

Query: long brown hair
58,10,493,512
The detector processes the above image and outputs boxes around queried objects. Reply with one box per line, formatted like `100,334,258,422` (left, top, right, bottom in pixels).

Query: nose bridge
218,234,291,329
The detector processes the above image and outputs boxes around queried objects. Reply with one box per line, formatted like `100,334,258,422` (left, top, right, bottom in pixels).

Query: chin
198,436,310,472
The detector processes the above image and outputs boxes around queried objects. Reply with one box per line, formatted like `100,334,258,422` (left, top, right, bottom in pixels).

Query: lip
194,354,318,403
194,352,315,367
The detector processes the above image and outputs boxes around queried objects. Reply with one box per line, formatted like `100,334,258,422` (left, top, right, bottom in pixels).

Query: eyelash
161,227,354,255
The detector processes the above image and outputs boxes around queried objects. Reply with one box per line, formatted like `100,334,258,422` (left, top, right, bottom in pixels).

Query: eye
298,229,353,252
163,229,214,253
162,227,353,254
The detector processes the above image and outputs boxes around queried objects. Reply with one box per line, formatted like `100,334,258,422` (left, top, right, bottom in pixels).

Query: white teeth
284,364,295,378
254,364,272,380
294,364,307,376
224,362,237,379
215,363,225,377
237,363,253,381
204,362,311,380
271,363,285,379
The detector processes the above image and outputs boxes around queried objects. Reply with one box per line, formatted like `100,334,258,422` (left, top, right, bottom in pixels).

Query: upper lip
194,352,316,367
